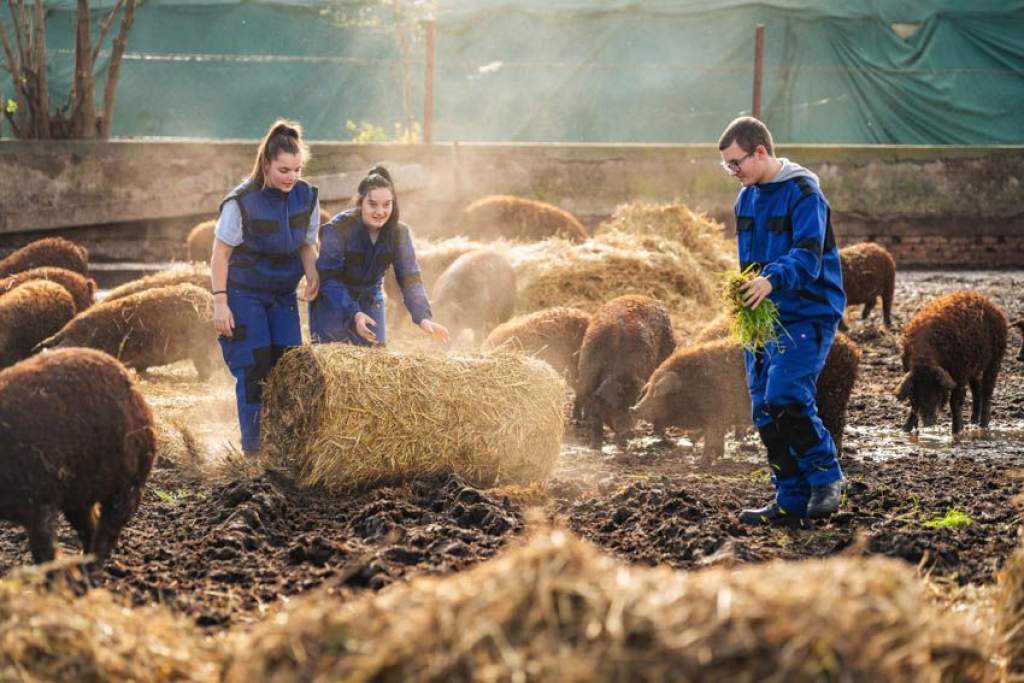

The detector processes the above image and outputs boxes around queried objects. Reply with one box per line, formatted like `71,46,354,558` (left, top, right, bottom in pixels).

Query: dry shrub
104,263,211,303
997,542,1024,680
597,201,734,273
0,565,221,682
226,526,992,683
262,344,566,491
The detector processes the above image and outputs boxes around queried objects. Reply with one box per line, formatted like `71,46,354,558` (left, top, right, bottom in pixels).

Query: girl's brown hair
355,165,400,231
250,119,311,188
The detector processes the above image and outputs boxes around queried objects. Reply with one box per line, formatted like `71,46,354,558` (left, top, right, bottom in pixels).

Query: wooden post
753,24,764,120
423,19,435,143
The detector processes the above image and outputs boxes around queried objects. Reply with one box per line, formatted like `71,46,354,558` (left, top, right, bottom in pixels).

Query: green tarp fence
3,0,1023,143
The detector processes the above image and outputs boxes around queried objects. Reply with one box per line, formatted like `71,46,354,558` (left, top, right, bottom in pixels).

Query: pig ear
936,367,956,391
895,372,914,402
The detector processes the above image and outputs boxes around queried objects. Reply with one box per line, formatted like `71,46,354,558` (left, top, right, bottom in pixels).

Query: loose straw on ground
226,526,993,683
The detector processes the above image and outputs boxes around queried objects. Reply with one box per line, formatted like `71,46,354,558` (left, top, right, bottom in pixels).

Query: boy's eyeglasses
721,150,755,174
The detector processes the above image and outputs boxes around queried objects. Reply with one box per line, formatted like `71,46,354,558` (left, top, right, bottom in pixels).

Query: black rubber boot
807,480,844,518
738,502,808,528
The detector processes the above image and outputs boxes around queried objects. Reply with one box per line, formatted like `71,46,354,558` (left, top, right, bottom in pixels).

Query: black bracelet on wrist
212,290,227,296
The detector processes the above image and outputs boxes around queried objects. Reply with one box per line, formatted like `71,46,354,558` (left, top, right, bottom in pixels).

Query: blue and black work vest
735,174,846,325
222,178,317,293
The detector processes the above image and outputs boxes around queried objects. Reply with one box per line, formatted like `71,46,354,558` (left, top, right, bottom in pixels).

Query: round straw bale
104,263,211,303
227,527,993,682
0,266,95,312
463,194,588,242
0,237,89,278
597,201,734,272
185,219,216,262
262,344,566,491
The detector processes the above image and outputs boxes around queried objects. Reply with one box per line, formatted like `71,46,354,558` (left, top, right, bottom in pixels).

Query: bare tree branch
99,0,134,137
32,0,46,136
1,3,29,136
3,107,25,137
70,0,97,137
91,0,125,67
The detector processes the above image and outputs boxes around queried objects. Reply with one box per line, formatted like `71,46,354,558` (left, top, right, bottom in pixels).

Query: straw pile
462,195,588,243
597,201,734,273
0,565,221,682
506,230,721,333
261,344,566,491
225,527,993,683
104,263,211,303
997,542,1024,680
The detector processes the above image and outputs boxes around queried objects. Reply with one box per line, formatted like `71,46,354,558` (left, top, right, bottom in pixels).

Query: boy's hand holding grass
741,275,773,308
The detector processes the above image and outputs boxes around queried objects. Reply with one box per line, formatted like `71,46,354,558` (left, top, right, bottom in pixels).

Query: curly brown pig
36,283,219,379
1010,319,1024,363
483,306,592,417
0,280,77,368
0,348,156,565
577,294,676,446
0,237,89,278
0,266,95,312
634,331,860,462
383,240,477,334
432,250,517,345
897,290,1007,434
186,219,216,262
462,195,588,243
104,264,211,303
839,242,896,329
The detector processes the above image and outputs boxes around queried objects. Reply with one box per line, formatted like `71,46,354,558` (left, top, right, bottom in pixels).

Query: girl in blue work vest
310,165,449,346
211,120,320,455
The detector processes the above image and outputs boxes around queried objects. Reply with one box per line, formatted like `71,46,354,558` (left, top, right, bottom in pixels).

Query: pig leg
861,297,876,320
980,364,1000,428
950,385,967,434
902,410,918,433
64,503,98,553
968,378,982,425
701,423,726,467
191,349,216,382
26,507,58,564
91,487,143,566
589,413,604,449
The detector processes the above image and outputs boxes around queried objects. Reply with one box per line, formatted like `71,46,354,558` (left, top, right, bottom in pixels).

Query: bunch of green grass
721,265,784,352
923,509,974,529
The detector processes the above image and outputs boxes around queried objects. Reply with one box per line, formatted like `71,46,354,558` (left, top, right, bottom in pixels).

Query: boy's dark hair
718,116,774,156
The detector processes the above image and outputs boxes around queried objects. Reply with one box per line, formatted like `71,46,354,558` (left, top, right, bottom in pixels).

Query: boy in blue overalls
211,120,321,455
718,117,847,525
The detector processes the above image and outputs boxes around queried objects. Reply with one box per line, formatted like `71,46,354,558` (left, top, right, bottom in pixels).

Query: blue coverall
309,208,431,345
218,179,317,453
736,173,847,515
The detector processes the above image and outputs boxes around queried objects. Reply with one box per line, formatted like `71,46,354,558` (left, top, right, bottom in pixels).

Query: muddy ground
1,270,1023,629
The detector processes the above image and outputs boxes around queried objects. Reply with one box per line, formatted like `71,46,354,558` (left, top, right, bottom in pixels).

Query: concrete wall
1,140,1022,267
